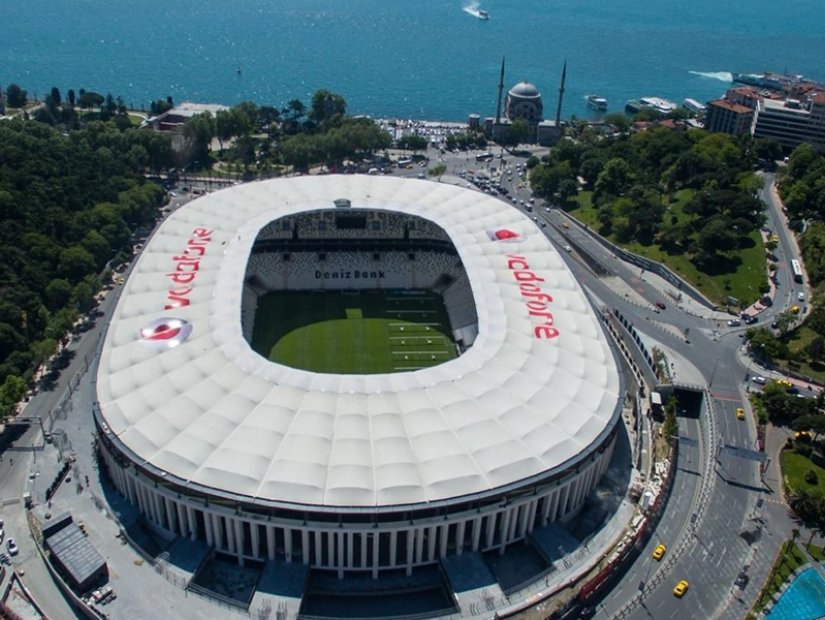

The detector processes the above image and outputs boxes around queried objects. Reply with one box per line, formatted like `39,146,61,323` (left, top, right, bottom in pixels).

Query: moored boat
586,95,607,111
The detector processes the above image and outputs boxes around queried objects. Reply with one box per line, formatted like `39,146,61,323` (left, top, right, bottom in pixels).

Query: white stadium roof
96,176,621,509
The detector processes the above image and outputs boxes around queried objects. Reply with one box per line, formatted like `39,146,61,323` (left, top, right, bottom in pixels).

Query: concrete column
372,532,380,579
347,532,354,568
456,520,466,555
471,517,482,551
337,532,345,578
526,500,538,534
427,525,437,561
389,531,398,567
125,475,137,505
540,493,552,526
327,531,335,568
507,506,518,541
250,522,260,559
152,492,164,527
415,528,425,564
485,514,496,549
499,509,511,554
361,532,368,568
187,506,197,540
314,531,323,566
439,524,449,559
518,503,530,538
406,529,415,576
284,527,292,562
212,513,224,550
302,530,310,565
165,498,178,534
234,520,245,565
225,517,236,555
267,526,276,561
176,502,188,538
204,510,214,547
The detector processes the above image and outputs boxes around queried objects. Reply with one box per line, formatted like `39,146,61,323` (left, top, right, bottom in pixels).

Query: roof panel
97,176,621,508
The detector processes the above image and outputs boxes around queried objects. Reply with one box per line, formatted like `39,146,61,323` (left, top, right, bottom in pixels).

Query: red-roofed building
705,99,754,136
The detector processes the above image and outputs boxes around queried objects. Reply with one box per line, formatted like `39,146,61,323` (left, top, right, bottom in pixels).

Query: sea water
2,0,823,121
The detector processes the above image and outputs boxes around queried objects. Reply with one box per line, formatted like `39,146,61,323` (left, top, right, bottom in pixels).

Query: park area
567,189,767,306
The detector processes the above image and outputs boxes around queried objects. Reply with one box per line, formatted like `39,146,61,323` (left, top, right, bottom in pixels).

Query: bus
790,259,803,283
475,152,494,162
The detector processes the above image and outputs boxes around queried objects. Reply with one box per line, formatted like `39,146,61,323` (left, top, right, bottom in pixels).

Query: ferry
625,96,677,116
586,95,608,111
732,71,807,91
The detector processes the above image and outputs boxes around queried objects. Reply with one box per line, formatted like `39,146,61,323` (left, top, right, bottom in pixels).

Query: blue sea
2,0,824,121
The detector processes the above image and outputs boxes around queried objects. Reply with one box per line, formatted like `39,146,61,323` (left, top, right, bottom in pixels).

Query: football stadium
94,175,623,609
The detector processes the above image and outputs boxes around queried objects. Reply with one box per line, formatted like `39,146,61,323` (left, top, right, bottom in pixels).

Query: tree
594,157,634,203
50,86,61,106
309,89,347,124
428,163,446,180
78,91,104,110
397,134,428,153
0,375,27,419
505,119,530,147
6,83,27,108
67,89,76,107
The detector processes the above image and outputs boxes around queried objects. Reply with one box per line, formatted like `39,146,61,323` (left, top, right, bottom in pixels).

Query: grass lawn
568,190,767,305
776,325,825,382
782,450,825,498
251,290,457,374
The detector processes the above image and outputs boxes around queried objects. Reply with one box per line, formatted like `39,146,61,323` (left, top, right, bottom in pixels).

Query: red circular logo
138,318,192,349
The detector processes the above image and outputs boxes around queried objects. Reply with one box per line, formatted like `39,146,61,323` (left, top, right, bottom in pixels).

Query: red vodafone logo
138,318,192,350
487,228,520,242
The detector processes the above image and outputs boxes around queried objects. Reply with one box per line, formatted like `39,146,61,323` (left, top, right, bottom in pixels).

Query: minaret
555,59,567,128
495,56,505,126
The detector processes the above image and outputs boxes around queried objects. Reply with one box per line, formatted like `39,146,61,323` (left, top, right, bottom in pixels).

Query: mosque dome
508,81,541,98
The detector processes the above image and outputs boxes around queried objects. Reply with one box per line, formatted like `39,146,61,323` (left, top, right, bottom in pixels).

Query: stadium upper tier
95,176,622,510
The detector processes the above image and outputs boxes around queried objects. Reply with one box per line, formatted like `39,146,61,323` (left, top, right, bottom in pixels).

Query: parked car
727,319,741,327
743,315,758,325
655,301,666,310
752,376,767,384
6,538,18,556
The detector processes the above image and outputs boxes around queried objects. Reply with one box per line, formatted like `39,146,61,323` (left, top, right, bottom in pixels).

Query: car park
673,580,689,598
652,544,667,561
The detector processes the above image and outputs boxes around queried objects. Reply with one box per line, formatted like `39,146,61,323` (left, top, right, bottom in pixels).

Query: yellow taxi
673,579,689,598
736,407,745,420
770,234,780,243
791,305,801,314
652,544,667,561
561,221,570,229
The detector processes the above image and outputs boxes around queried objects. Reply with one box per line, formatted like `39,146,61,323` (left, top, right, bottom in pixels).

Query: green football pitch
250,291,458,373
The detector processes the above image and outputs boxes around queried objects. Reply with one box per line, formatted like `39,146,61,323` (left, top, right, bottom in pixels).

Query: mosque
469,58,566,146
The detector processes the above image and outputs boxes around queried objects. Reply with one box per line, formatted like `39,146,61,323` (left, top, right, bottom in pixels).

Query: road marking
712,392,742,401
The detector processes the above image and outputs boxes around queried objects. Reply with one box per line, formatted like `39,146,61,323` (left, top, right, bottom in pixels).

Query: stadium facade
95,176,623,578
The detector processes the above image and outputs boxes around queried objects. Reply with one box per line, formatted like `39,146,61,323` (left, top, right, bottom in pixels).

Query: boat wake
463,2,488,19
689,70,733,83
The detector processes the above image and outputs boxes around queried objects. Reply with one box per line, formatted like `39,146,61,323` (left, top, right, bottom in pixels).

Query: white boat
463,4,489,20
477,9,489,19
586,95,608,111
